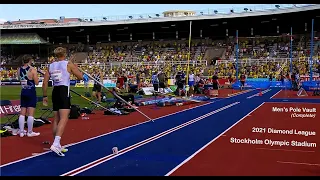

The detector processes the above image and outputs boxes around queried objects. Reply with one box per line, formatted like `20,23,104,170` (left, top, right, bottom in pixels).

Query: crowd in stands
1,36,319,84
84,40,206,64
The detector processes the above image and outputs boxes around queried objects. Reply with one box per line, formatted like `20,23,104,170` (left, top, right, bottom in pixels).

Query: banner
300,75,320,82
0,100,20,118
142,87,173,96
70,80,78,86
35,81,43,87
103,79,116,88
0,80,21,85
75,82,94,87
35,80,53,87
232,79,292,90
302,81,320,91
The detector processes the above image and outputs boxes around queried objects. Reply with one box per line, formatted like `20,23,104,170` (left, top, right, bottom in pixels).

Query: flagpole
185,21,192,95
235,30,239,81
290,27,293,74
309,19,314,81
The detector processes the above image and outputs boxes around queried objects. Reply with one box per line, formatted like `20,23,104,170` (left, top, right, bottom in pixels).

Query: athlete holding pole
42,47,89,156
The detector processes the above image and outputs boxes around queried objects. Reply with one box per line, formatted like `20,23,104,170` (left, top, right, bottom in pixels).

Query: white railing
216,57,320,65
110,60,207,67
40,60,207,69
41,56,320,69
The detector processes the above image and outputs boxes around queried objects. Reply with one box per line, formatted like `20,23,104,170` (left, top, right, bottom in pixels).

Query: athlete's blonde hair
54,47,67,58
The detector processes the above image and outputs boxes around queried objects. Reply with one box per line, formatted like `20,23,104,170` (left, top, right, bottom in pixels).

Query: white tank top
49,60,70,87
189,74,195,82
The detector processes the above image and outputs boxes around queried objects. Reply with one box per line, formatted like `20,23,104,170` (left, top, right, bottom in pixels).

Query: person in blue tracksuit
16,55,40,137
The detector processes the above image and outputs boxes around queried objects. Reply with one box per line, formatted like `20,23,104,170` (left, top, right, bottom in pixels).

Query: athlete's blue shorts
188,81,194,87
20,90,37,108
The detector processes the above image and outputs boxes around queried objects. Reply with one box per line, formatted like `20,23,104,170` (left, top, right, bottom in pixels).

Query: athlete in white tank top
49,60,70,87
42,47,87,157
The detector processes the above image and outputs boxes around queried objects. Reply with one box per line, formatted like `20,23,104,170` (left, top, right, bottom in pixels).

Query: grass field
0,86,118,122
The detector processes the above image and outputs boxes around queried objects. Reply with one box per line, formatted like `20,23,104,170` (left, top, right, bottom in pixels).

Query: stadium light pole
290,27,293,74
185,20,192,96
235,30,239,81
309,19,314,81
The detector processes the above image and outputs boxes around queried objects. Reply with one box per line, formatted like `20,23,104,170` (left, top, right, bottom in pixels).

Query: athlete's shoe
12,129,26,136
19,132,25,137
50,145,65,157
27,131,40,137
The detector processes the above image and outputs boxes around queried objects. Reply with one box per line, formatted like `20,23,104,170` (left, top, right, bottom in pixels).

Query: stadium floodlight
214,10,218,14
200,12,203,15
103,17,107,21
275,5,280,8
155,14,160,17
244,8,248,12
129,16,133,19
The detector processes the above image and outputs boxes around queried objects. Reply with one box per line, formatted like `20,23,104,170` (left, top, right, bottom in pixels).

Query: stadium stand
1,4,319,87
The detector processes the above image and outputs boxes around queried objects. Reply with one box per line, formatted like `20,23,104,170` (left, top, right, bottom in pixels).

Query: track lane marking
165,102,265,176
277,161,320,166
61,102,240,176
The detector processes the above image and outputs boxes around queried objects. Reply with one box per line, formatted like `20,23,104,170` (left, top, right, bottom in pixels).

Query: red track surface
1,103,206,165
272,89,320,99
218,89,242,98
171,103,320,176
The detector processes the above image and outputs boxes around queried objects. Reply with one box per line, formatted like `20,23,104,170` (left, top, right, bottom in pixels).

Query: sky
0,4,291,23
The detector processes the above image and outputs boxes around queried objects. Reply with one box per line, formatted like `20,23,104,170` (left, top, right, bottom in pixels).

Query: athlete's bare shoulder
67,60,75,69
29,66,36,71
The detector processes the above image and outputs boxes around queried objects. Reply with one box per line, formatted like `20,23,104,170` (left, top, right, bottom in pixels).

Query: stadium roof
0,33,48,45
0,4,318,30
1,7,319,45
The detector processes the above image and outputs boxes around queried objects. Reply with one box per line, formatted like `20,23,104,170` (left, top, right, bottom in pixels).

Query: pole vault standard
235,30,239,81
78,68,154,122
290,27,293,74
309,19,314,81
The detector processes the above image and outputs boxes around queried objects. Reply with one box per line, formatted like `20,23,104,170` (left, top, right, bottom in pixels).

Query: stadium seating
1,35,319,81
